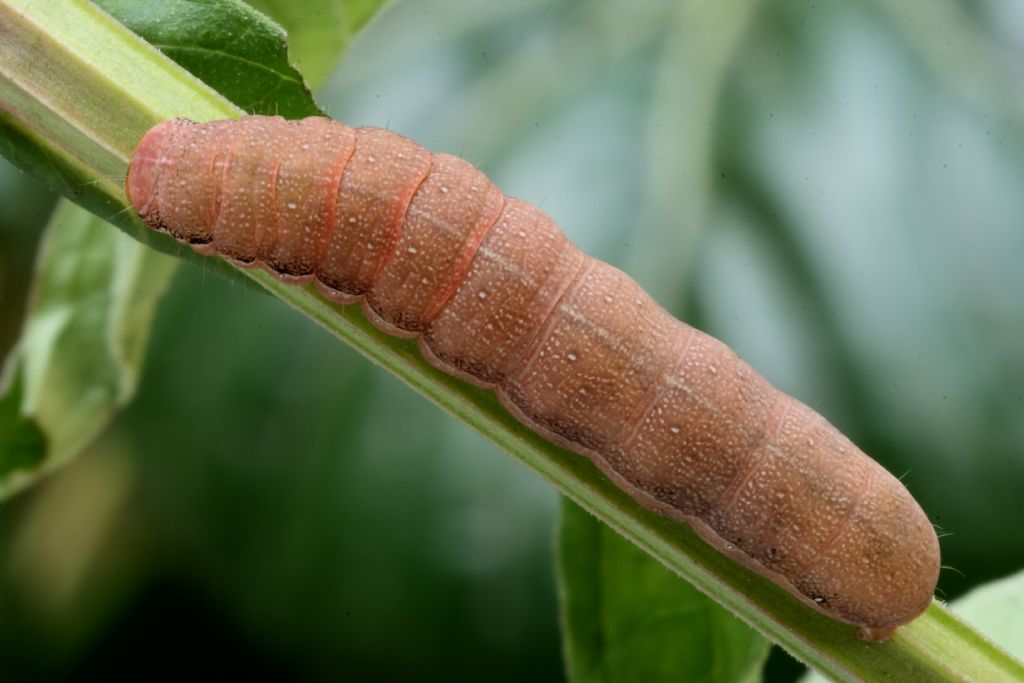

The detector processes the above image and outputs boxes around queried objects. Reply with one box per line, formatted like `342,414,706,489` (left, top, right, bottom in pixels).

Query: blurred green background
2,0,1023,680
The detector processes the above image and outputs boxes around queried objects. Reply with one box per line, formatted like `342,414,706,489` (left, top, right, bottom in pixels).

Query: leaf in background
624,0,760,314
800,570,1024,682
0,0,343,497
0,202,176,498
950,571,1024,663
868,0,1024,130
245,0,392,90
0,365,46,479
94,0,323,118
558,498,769,683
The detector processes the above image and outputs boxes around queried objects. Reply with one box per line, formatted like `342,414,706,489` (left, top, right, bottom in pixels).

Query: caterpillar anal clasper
126,116,940,641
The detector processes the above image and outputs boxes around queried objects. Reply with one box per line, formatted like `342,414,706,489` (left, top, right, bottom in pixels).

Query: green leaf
0,0,376,496
0,364,47,478
951,571,1024,663
0,201,176,498
1,1,1022,681
558,498,769,683
244,0,392,90
0,0,328,497
801,570,1024,682
94,0,323,118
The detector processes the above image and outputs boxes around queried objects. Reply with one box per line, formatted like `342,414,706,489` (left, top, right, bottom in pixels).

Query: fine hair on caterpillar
126,115,940,641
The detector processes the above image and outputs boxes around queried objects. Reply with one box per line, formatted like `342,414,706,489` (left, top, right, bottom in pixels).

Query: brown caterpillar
126,115,939,641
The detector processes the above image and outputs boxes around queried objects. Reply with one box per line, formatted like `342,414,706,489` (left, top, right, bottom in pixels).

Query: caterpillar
126,115,939,641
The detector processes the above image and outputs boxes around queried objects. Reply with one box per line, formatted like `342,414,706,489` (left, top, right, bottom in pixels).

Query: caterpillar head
125,118,193,223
